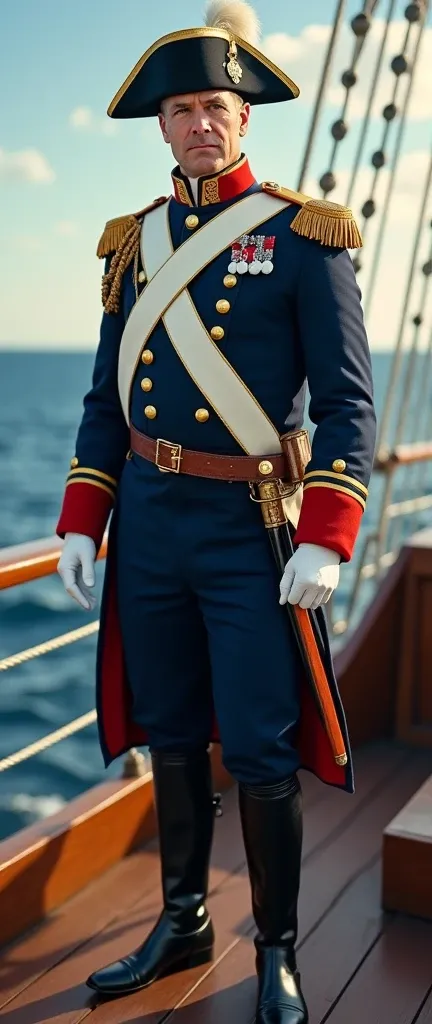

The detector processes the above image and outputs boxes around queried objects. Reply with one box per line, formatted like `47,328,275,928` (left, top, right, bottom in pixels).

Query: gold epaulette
97,213,139,259
261,181,362,250
96,195,168,259
97,195,168,314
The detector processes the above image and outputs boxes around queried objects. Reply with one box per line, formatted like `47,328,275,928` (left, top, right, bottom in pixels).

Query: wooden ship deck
0,737,432,1024
2,3,432,1020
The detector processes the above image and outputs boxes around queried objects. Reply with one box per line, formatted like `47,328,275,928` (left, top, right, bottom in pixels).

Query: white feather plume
203,0,261,46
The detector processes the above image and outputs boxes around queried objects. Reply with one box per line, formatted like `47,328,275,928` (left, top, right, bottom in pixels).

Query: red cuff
56,482,114,551
294,487,364,562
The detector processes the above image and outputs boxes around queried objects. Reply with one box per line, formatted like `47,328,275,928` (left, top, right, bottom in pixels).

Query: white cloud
69,106,119,135
0,147,55,183
263,17,432,121
54,220,80,237
69,106,93,128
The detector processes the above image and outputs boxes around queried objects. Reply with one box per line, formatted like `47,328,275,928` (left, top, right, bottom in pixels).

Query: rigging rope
297,0,347,191
363,3,431,312
0,620,99,672
376,142,432,452
346,0,398,206
0,710,97,773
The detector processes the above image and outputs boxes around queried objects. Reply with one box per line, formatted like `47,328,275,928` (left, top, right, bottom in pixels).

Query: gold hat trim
107,27,300,117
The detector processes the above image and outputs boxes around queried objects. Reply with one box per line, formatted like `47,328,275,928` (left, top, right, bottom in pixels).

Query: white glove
279,543,340,610
57,533,97,611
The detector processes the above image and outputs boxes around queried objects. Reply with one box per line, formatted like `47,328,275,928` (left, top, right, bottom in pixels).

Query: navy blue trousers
115,456,302,786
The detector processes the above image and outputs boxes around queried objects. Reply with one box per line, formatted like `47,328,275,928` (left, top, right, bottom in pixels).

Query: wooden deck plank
298,748,432,941
159,748,432,1024
83,743,410,1024
1,743,429,1024
0,742,387,1013
86,871,254,1024
0,787,244,1023
0,777,243,1012
382,774,432,919
0,848,160,1011
296,859,384,1022
324,916,432,1024
416,990,432,1022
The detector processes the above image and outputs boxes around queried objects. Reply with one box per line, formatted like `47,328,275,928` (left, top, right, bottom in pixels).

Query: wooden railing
0,535,107,590
374,441,432,470
333,440,432,634
0,534,109,773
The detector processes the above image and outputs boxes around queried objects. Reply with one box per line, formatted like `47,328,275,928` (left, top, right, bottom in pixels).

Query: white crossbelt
117,190,288,455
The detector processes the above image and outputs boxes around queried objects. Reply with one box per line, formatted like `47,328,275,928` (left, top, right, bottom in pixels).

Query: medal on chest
228,233,275,275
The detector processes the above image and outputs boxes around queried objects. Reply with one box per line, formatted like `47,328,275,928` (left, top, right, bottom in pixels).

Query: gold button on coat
140,378,153,392
210,326,225,341
185,214,199,229
142,350,154,364
332,459,346,473
216,299,230,314
144,405,157,419
195,408,210,423
70,456,79,468
223,274,237,288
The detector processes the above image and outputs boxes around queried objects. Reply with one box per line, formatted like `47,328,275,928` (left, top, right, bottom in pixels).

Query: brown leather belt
129,425,287,482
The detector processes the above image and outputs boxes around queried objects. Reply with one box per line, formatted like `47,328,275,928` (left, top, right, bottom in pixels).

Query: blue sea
0,350,431,840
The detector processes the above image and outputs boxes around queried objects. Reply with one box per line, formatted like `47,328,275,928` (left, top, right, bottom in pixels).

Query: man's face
158,90,251,177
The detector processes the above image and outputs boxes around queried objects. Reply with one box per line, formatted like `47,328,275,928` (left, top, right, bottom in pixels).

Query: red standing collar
171,155,256,207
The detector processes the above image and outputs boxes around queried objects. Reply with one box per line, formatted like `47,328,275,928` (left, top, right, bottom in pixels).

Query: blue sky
1,0,431,349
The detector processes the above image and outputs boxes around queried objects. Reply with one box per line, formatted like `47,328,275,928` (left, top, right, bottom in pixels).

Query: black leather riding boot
239,775,308,1024
87,748,215,996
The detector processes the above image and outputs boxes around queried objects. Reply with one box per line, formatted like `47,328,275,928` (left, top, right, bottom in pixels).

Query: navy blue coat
57,158,376,790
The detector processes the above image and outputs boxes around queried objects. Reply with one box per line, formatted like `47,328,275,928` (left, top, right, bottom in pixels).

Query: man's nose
191,114,212,134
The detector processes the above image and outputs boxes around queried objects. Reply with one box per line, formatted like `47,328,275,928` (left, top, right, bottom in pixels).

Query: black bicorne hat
107,3,299,119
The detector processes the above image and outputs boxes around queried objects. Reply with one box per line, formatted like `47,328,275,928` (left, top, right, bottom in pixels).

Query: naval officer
56,2,376,1020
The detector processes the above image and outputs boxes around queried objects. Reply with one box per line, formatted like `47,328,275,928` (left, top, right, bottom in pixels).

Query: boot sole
86,946,214,998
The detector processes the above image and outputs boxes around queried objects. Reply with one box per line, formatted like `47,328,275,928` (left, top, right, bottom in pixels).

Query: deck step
382,773,432,919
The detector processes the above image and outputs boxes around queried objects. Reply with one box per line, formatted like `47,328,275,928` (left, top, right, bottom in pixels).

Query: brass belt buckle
155,438,182,473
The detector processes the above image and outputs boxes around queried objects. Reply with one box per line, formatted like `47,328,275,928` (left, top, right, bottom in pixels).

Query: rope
296,0,347,191
364,7,431,318
0,622,101,771
0,621,99,672
0,710,97,772
318,0,381,198
375,142,432,451
346,0,398,206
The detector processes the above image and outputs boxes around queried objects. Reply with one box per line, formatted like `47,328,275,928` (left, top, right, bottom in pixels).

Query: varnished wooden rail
0,534,107,590
374,441,432,471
